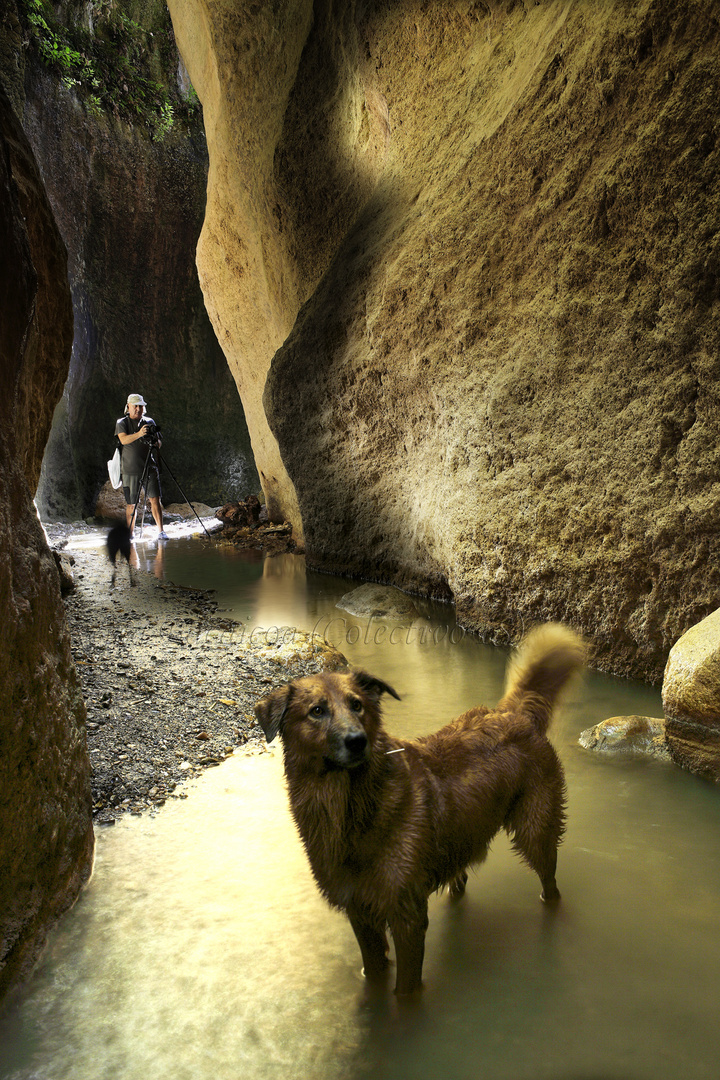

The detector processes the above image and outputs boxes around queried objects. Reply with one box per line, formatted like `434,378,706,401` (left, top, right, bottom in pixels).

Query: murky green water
2,539,720,1079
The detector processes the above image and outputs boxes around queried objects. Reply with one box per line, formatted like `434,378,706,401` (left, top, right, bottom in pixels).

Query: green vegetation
18,0,199,140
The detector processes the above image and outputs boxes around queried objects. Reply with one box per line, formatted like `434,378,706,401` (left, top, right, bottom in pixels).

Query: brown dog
255,623,585,995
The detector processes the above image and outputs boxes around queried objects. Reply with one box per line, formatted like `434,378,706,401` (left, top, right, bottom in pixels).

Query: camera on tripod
141,422,161,446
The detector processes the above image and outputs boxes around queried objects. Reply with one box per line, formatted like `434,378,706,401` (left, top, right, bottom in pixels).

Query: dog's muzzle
327,727,369,768
344,731,368,760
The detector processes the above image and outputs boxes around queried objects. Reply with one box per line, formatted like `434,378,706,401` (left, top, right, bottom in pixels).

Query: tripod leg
139,486,148,539
157,451,212,538
130,446,154,538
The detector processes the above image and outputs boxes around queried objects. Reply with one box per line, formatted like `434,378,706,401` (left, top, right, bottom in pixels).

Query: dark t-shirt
115,415,158,476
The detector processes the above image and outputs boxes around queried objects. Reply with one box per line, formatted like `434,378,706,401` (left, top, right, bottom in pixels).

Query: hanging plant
17,0,200,139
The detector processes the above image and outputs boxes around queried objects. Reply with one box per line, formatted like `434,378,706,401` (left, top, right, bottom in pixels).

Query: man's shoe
158,530,168,539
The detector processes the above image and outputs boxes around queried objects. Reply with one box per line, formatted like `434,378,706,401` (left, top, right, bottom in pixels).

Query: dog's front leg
389,901,429,996
347,907,390,982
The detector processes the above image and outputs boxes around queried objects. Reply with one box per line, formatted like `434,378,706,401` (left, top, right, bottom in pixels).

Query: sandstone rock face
662,608,720,781
170,1,720,682
167,0,390,533
0,87,94,1004
16,53,258,519
579,716,671,762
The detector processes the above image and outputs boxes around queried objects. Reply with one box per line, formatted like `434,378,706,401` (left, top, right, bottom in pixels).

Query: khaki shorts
123,466,161,506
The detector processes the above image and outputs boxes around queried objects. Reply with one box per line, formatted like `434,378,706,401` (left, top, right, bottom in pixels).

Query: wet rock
215,496,297,554
662,609,720,782
579,716,671,761
217,520,298,556
252,631,347,673
336,583,420,623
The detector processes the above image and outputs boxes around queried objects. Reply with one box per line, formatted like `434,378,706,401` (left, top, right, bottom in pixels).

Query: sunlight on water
1,541,719,1080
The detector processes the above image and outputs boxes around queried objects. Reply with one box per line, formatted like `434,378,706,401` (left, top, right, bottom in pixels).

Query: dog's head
255,670,400,770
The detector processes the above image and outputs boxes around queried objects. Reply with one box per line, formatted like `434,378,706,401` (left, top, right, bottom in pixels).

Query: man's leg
123,476,138,534
148,496,164,532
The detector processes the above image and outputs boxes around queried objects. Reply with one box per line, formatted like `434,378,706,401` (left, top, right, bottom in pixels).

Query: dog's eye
349,698,363,713
309,705,325,718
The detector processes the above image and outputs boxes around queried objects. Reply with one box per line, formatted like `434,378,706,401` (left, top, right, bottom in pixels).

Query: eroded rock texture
662,608,720,781
0,86,94,1004
171,1,720,682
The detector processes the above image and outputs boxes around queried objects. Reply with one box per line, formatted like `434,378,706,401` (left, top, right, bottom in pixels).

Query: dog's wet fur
106,523,134,587
255,623,586,995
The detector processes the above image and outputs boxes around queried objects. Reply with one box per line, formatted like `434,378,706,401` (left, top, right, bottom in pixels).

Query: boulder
252,630,347,673
336,583,420,623
94,480,126,522
579,716,671,761
662,609,720,781
165,501,216,519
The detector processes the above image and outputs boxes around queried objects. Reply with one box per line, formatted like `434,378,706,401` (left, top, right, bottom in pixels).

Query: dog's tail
499,623,586,734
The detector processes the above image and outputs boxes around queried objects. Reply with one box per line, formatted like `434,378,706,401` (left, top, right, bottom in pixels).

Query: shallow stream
1,538,719,1079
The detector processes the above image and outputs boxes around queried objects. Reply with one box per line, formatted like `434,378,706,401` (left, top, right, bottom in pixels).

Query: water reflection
1,543,719,1080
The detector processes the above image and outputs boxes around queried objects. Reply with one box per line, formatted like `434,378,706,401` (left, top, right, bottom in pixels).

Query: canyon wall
0,85,94,1004
170,0,720,682
167,0,392,530
28,66,258,518
5,0,258,520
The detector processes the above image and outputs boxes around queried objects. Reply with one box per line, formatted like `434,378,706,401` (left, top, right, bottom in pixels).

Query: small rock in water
579,716,671,761
336,583,419,622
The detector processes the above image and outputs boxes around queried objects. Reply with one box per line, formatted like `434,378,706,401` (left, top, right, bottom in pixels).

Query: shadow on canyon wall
0,81,94,1006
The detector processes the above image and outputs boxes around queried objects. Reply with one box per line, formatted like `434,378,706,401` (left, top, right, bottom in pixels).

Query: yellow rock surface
168,1,720,682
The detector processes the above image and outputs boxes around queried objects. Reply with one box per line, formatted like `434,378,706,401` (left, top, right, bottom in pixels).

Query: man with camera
115,393,167,538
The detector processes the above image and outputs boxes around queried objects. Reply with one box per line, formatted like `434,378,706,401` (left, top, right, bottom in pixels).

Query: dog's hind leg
347,907,390,982
507,787,564,903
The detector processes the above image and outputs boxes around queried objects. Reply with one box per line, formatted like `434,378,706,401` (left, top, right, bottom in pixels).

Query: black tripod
157,450,212,538
128,439,213,540
128,444,156,538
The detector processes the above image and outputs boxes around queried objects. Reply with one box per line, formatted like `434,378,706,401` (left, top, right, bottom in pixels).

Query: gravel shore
47,521,344,826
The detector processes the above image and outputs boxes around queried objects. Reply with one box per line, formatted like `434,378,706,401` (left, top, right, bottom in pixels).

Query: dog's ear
254,685,293,743
352,670,401,702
